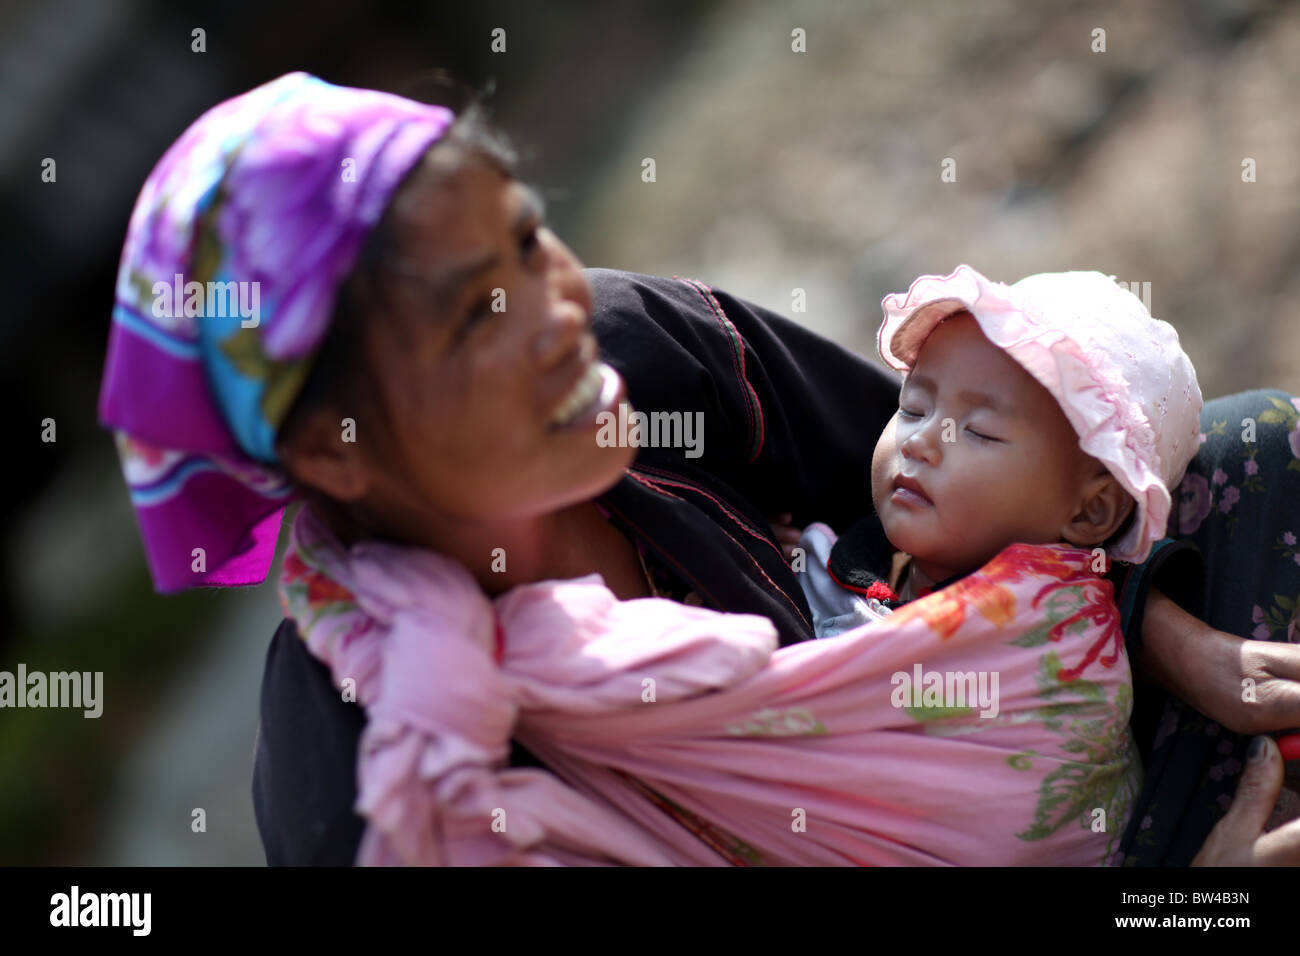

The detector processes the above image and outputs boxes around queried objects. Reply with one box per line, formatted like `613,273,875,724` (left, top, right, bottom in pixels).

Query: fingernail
1248,735,1269,762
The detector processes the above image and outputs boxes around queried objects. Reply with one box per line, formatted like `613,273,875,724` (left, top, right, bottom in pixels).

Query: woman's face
346,150,633,533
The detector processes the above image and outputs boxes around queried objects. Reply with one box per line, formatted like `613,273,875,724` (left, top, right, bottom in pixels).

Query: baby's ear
1060,472,1135,548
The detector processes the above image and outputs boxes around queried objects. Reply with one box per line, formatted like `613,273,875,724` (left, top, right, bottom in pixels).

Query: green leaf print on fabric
1257,396,1298,428
1007,644,1140,863
904,703,977,721
1013,682,1138,863
724,707,828,737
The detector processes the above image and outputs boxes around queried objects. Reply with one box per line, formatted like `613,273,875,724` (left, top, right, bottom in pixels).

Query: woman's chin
522,446,637,518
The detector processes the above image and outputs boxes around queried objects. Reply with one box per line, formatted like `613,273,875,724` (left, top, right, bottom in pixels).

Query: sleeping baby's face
870,312,1123,583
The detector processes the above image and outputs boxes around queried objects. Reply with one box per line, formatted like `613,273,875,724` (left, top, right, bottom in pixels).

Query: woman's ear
1060,471,1136,548
275,407,371,504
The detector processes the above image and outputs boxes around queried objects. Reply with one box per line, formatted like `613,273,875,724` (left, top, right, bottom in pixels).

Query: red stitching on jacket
598,496,717,605
677,277,766,463
627,470,811,632
633,463,785,563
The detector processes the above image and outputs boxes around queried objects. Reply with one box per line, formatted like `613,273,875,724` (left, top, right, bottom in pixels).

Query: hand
1175,632,1300,735
1224,639,1300,735
1138,591,1300,734
1192,735,1300,865
768,512,802,562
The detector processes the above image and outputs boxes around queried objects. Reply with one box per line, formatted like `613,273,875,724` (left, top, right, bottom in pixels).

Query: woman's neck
357,498,651,601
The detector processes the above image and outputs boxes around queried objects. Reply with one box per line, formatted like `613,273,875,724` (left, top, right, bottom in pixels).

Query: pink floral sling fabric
279,504,1141,866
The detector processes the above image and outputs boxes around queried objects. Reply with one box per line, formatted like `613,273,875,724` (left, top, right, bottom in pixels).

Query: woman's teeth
549,362,608,427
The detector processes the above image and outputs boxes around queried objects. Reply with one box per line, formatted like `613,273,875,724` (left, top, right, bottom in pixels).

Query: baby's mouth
890,473,933,508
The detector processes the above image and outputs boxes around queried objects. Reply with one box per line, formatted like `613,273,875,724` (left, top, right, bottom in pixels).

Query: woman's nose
532,237,592,364
544,231,592,320
531,306,585,366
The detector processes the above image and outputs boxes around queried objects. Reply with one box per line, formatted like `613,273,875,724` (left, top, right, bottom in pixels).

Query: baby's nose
901,422,942,464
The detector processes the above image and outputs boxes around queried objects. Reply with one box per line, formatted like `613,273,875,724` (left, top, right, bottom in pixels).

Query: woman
100,73,1300,865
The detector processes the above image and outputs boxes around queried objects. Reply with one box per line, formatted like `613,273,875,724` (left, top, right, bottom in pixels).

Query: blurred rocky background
3,0,1297,864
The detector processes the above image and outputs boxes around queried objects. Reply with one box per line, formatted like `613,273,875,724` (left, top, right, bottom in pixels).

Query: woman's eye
519,224,542,261
458,299,494,338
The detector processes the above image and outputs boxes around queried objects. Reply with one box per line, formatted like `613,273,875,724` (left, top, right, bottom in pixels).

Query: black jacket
251,268,901,865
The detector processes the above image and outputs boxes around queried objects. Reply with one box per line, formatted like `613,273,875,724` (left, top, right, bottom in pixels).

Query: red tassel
864,581,898,603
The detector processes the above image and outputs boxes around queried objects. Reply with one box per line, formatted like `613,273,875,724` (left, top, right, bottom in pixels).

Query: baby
794,265,1203,638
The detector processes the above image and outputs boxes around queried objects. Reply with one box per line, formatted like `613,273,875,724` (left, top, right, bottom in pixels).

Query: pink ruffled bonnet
877,264,1203,564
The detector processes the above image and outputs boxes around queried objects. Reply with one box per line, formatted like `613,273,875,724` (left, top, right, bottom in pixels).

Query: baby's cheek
869,431,893,504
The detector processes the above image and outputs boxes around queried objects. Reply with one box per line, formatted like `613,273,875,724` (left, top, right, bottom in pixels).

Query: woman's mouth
547,361,621,429
890,474,933,508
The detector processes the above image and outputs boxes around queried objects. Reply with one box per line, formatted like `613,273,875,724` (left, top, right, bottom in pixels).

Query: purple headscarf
98,72,454,593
